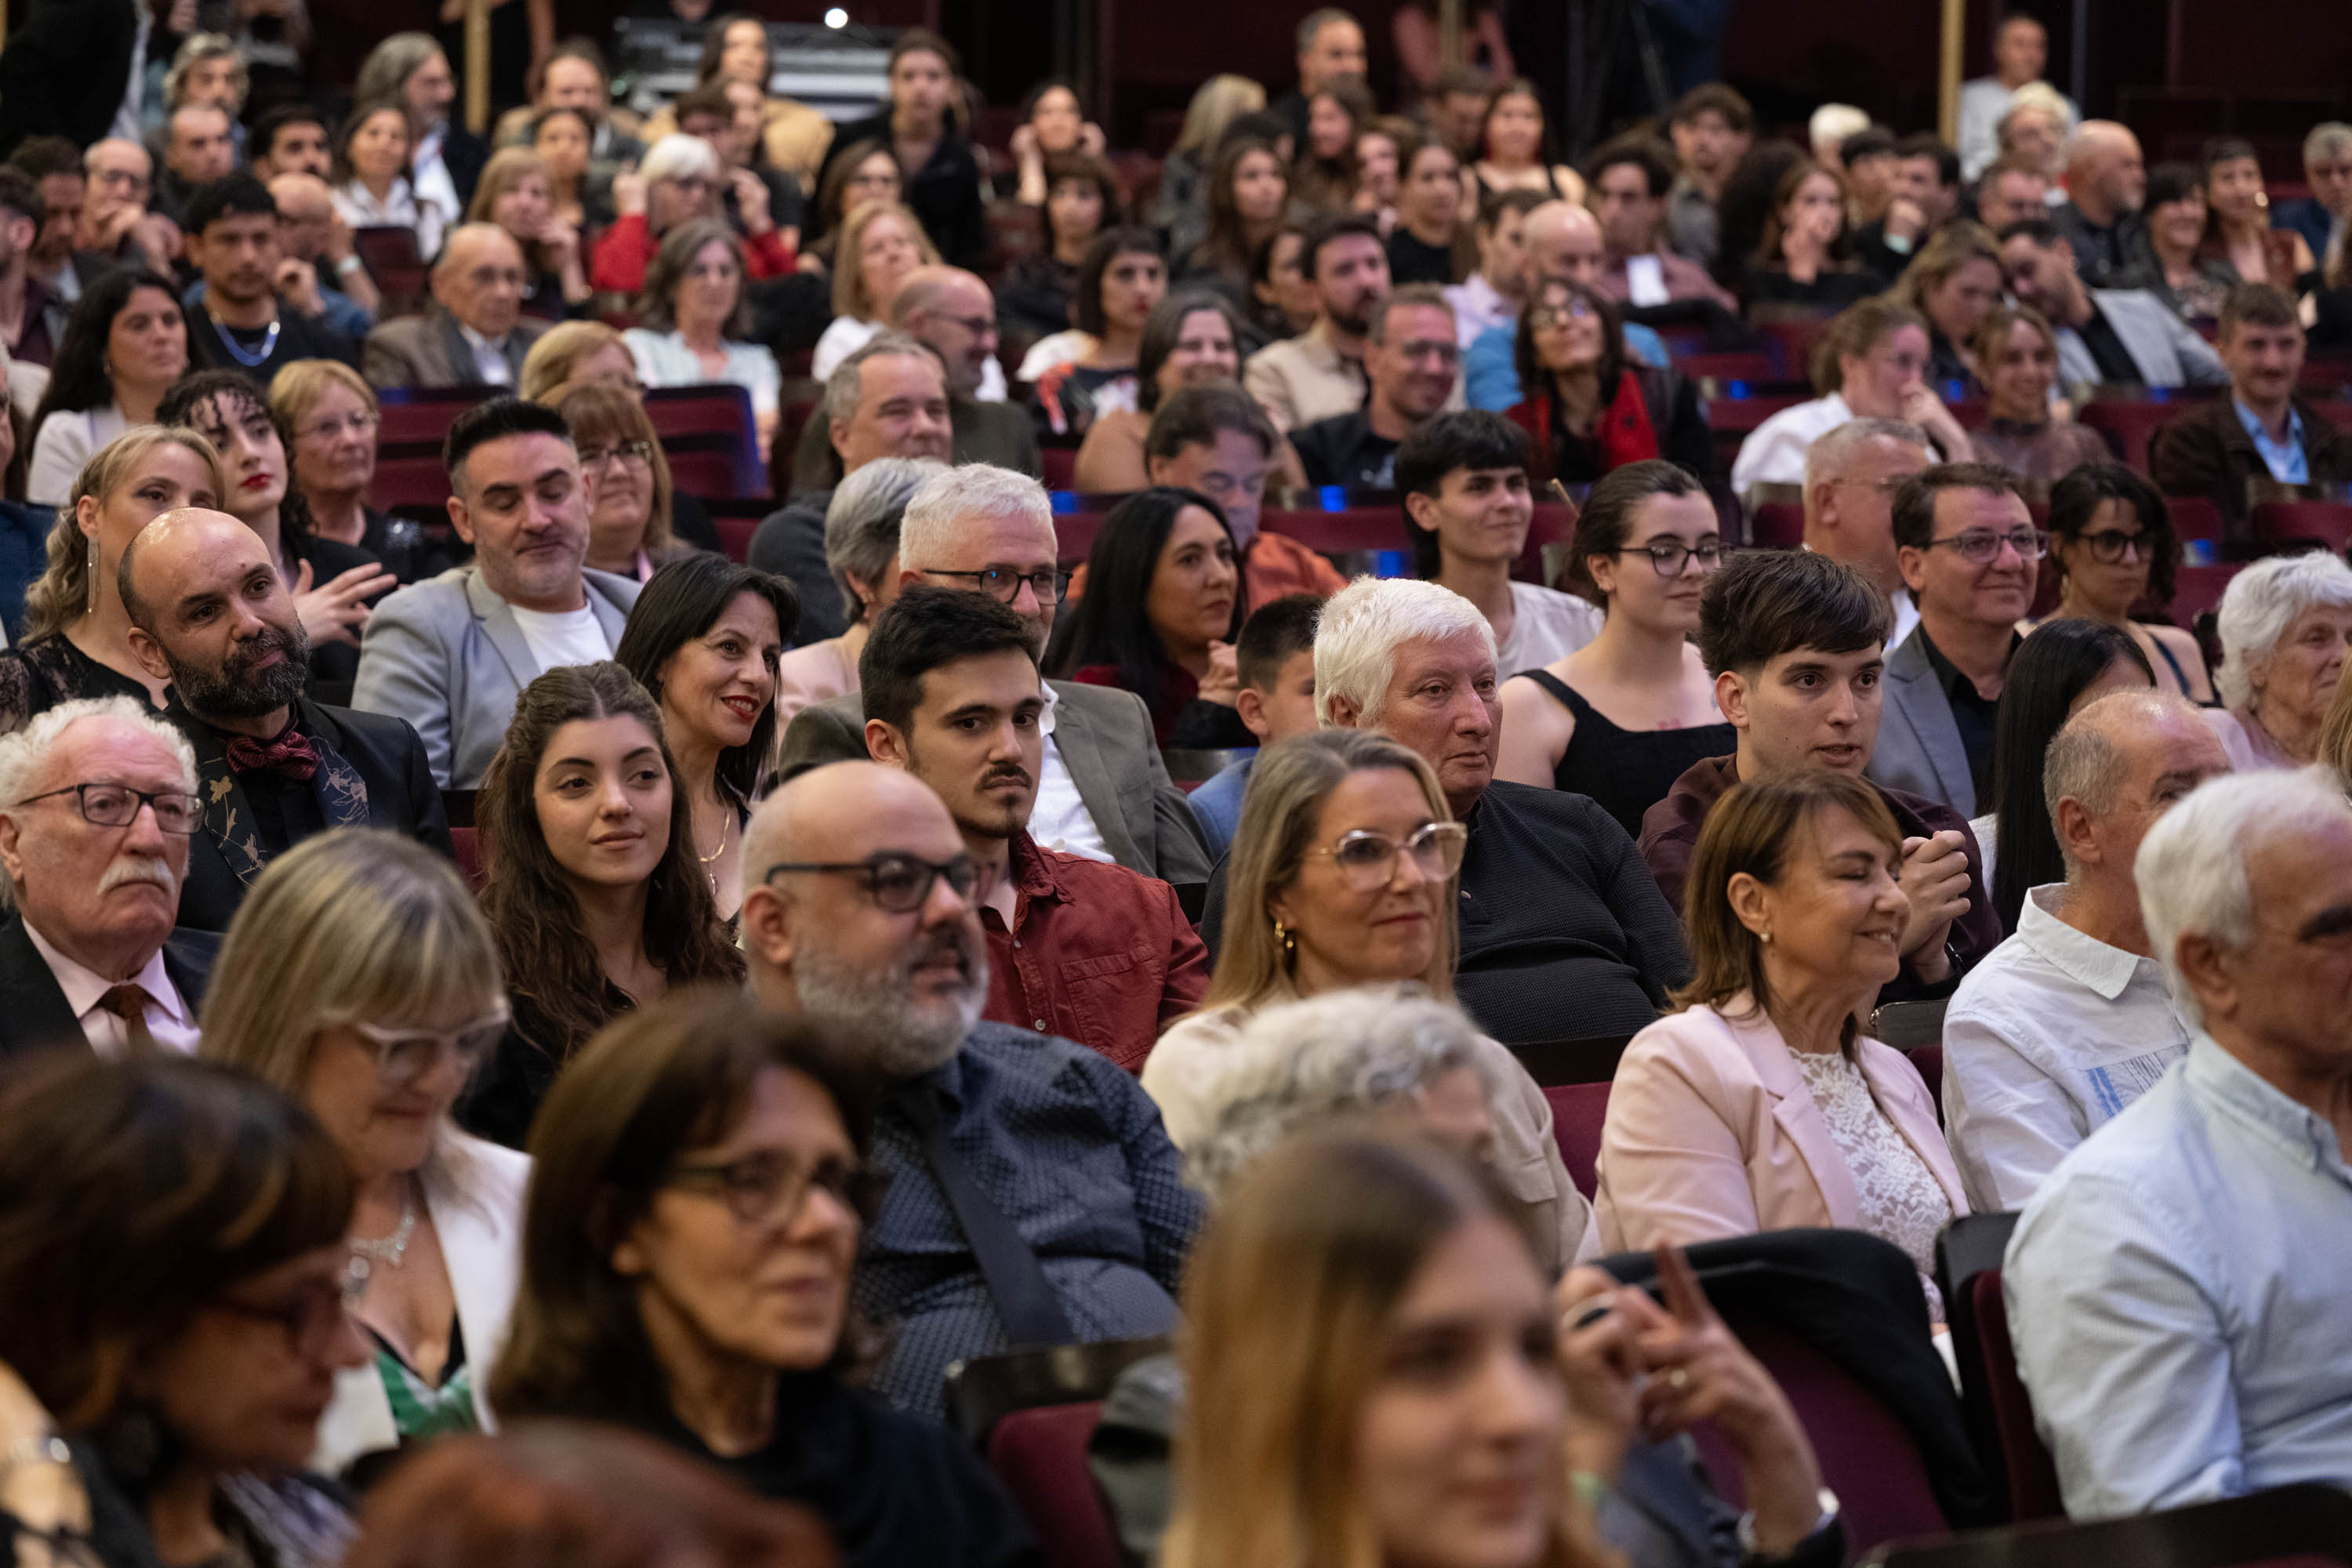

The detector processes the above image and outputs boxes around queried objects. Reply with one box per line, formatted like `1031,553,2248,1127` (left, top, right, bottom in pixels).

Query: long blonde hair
830,199,939,322
521,320,630,403
1164,1127,1616,1568
1198,729,1458,1014
1172,74,1267,158
21,426,226,641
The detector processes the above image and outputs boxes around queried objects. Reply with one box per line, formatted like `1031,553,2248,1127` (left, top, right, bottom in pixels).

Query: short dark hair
2143,159,2202,211
6,134,81,181
446,396,575,489
1669,83,1754,135
0,168,44,230
1395,409,1529,579
1697,548,1891,677
2199,135,2261,175
1890,461,2027,551
2047,462,2179,608
1893,132,1958,187
2220,280,2299,339
673,82,735,126
1839,127,1898,166
1476,187,1548,234
1300,210,1385,281
252,103,329,165
1236,593,1323,691
859,583,1037,736
1146,383,1278,465
183,171,275,238
1137,290,1244,414
1571,459,1708,601
1074,226,1164,337
1584,135,1673,198
1995,216,2062,249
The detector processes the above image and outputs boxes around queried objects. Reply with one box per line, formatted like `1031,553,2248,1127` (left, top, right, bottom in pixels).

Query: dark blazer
778,681,1214,887
2150,395,2352,536
2270,199,2337,268
166,693,452,934
0,499,53,642
292,530,398,705
442,129,492,209
362,306,550,390
0,0,137,156
0,914,218,1062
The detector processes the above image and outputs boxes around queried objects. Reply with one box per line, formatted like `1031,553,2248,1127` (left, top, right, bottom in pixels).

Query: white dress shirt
333,177,447,268
1025,682,1112,864
109,4,152,143
1443,272,1515,350
1942,882,2190,1211
1728,392,1854,494
23,922,198,1058
1494,580,1604,676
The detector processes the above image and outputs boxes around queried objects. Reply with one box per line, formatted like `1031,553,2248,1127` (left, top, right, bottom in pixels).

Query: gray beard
169,624,311,720
789,926,988,1080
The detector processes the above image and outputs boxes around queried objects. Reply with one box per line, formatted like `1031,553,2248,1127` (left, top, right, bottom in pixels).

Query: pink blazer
1594,999,1969,1253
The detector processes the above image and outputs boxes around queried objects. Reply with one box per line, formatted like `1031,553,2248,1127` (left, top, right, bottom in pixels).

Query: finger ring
1667,1368,1690,1391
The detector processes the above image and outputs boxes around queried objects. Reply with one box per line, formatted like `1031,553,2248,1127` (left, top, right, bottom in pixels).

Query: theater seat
1542,1081,1610,1200
1055,512,1105,566
986,1403,1122,1568
2250,502,2352,554
1260,507,1410,555
372,454,453,511
2084,399,2195,474
1041,445,1078,492
448,826,483,891
1860,1480,2352,1567
710,513,757,564
1965,1270,2064,1524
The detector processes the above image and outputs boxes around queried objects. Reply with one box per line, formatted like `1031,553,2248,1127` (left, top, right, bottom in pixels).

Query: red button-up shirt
981,830,1210,1073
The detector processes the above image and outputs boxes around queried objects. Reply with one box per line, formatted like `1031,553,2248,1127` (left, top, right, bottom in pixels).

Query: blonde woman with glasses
1142,728,1595,1270
198,829,525,1479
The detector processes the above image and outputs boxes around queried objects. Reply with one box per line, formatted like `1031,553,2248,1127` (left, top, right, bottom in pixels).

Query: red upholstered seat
665,446,744,503
1907,1044,1944,1123
448,826,483,891
1968,1270,2065,1523
376,390,498,445
710,513,757,564
2250,503,2352,554
1748,499,1804,549
1516,502,1576,583
1672,350,1782,387
2169,496,2224,543
1055,512,1105,566
1261,507,1410,554
2082,401,2187,474
985,1402,1120,1568
372,454,452,510
1040,445,1078,492
2169,562,2238,624
644,385,765,498
1541,1081,1610,1201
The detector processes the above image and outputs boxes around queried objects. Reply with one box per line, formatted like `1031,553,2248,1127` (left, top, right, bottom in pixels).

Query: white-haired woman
198,829,523,1478
590,133,794,297
773,456,944,724
1144,728,1595,1272
2206,550,2352,771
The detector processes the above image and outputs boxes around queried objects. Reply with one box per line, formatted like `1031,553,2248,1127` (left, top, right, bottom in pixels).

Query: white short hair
895,463,1053,568
1313,576,1495,728
1183,985,1494,1200
1809,103,1869,157
0,697,199,906
640,132,720,188
2212,550,2352,710
2134,769,2350,1027
1802,417,1929,492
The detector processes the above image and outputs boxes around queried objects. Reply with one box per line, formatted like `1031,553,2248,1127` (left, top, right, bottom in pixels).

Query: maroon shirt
981,829,1211,1073
1636,753,2002,1002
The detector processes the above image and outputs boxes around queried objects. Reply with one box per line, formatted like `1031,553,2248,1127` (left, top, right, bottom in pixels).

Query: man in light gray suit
352,399,640,789
1997,220,2227,391
777,463,1211,888
1868,463,2038,818
362,223,550,390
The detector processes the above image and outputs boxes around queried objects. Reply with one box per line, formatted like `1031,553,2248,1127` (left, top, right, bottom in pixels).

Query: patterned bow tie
223,730,320,781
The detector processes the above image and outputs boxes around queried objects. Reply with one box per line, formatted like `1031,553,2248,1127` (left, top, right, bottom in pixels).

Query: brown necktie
98,985,159,1058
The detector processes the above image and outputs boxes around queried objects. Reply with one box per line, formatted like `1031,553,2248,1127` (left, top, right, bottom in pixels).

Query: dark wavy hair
694,11,770,88
1074,225,1166,338
1512,274,1626,420
156,367,323,546
1196,136,1286,281
613,553,799,808
31,267,192,430
477,662,744,1069
1136,290,1246,414
2047,462,2180,609
1986,618,2155,935
1040,149,1124,260
1046,485,1247,710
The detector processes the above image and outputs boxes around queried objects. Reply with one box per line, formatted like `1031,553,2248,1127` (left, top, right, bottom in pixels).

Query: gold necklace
698,810,731,871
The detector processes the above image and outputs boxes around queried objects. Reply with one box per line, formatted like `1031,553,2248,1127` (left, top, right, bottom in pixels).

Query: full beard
170,622,311,720
790,920,989,1081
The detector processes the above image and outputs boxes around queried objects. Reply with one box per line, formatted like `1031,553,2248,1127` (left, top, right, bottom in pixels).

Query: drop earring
84,531,100,617
1272,918,1295,956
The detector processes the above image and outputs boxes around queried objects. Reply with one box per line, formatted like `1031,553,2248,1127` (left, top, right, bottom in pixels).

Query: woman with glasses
464,662,744,1149
492,985,1036,1568
2037,464,2213,703
200,830,524,1479
272,360,452,586
0,1053,367,1568
797,140,901,277
1047,486,1254,750
543,378,707,582
1503,276,1710,487
1496,461,1735,838
1964,306,2110,484
623,220,783,465
1145,729,1592,1270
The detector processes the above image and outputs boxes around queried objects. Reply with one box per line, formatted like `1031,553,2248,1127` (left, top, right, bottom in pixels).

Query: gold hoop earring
84,531,100,617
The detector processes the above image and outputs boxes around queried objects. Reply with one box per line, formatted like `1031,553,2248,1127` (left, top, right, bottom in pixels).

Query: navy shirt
855,1022,1204,1421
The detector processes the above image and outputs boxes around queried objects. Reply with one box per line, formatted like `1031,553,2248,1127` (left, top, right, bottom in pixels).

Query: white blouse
27,404,128,506
1791,1048,1952,1314
332,177,448,266
624,328,782,419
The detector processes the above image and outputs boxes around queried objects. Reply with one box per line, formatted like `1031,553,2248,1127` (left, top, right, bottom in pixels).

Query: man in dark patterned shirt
740,759,1203,1421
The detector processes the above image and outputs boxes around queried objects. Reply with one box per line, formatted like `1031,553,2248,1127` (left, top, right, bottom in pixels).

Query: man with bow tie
120,508,451,932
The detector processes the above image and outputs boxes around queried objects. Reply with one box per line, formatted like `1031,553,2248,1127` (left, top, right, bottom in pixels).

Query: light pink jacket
1594,999,1969,1253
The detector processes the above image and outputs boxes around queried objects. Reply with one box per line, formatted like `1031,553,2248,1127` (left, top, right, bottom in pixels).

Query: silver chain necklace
345,1177,418,1292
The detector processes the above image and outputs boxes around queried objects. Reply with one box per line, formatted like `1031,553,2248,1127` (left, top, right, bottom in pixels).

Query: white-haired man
2005,769,2352,1516
1803,418,1933,648
1200,576,1688,1047
776,463,1211,887
362,222,550,390
739,761,1203,1421
0,697,214,1061
1943,691,2231,1211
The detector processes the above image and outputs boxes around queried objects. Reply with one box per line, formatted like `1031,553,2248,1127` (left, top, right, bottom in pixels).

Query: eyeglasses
94,169,150,195
16,782,201,834
669,1149,886,1228
578,439,655,470
1615,539,1724,575
920,566,1069,605
296,410,380,443
763,851,983,912
1302,821,1468,892
930,311,996,339
1529,299,1598,328
212,1281,352,1360
1924,526,2049,564
347,1010,510,1087
2074,528,2149,564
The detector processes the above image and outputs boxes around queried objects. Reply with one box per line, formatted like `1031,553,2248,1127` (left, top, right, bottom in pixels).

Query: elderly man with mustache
118,508,450,933
0,695,214,1060
739,746,1204,1421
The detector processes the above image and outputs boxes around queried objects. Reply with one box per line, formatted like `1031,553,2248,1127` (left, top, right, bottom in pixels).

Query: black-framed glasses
1304,821,1468,892
1615,539,1724,576
2074,528,2148,564
763,851,982,912
212,1281,352,1360
1926,526,2048,564
920,566,1069,604
579,439,655,470
669,1149,886,1228
347,1009,510,1087
16,782,202,834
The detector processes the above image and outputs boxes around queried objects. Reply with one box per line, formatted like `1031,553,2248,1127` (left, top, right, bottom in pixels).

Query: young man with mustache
860,585,1208,1073
119,507,450,932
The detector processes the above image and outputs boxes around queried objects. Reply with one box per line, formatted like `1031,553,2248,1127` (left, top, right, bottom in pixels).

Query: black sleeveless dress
1519,669,1736,840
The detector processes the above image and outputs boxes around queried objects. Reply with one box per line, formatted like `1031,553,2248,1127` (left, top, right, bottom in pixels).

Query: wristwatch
333,253,365,277
1736,1486,1839,1563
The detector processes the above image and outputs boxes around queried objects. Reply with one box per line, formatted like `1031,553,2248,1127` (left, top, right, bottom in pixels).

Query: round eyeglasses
668,1149,886,1227
1303,821,1469,892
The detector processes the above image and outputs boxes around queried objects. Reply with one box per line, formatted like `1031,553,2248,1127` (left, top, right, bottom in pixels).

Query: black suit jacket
0,0,137,156
443,129,491,210
0,915,218,1062
167,694,452,934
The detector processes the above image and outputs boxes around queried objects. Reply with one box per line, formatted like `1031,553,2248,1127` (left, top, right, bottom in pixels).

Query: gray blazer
1865,629,1979,817
363,307,550,390
2054,289,2228,391
350,565,641,789
777,679,1213,887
